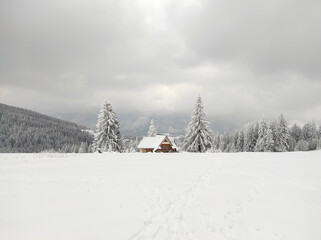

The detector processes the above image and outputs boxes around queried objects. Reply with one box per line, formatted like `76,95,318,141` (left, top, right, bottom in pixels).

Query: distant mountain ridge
0,103,93,153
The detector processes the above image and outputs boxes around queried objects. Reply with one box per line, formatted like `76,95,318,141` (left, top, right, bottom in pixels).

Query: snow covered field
0,152,320,240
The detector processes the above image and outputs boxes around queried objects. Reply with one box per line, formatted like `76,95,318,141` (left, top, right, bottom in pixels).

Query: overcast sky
1,0,321,127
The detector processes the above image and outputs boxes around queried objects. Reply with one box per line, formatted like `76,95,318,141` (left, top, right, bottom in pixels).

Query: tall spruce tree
265,124,275,152
270,121,278,151
244,125,256,152
147,119,157,137
237,130,245,152
183,96,213,152
255,118,268,152
275,114,290,152
92,100,123,152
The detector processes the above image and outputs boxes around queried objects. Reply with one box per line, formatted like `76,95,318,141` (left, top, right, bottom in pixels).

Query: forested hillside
0,103,93,153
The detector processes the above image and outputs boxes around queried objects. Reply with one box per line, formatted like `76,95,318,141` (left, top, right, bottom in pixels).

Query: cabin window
162,146,166,150
164,139,168,142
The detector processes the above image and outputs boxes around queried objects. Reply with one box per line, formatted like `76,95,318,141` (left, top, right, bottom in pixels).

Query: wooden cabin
137,135,178,153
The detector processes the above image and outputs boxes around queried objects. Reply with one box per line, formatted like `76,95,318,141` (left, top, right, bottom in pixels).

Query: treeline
0,103,93,153
212,115,321,153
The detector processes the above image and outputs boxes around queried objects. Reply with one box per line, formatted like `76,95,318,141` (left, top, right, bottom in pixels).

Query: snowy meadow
1,152,320,240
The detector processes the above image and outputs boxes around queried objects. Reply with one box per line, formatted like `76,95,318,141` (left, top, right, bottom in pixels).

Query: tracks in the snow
128,160,221,240
128,159,276,240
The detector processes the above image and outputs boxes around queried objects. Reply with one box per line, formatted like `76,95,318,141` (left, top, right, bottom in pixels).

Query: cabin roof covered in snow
137,135,178,151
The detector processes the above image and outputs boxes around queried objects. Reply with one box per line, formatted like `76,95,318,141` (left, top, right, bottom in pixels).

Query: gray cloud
0,0,320,131
169,0,321,76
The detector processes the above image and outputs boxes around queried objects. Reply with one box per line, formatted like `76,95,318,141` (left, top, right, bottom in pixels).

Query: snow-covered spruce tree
230,131,239,152
183,96,213,152
287,135,296,152
274,114,290,152
255,119,268,152
270,120,279,151
220,131,230,152
212,132,221,152
302,122,317,142
92,100,123,152
301,122,318,150
265,124,275,152
291,124,302,143
127,137,139,153
147,119,157,137
237,130,245,152
244,125,256,152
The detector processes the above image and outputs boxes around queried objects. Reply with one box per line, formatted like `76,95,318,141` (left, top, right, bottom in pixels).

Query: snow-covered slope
0,152,320,240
